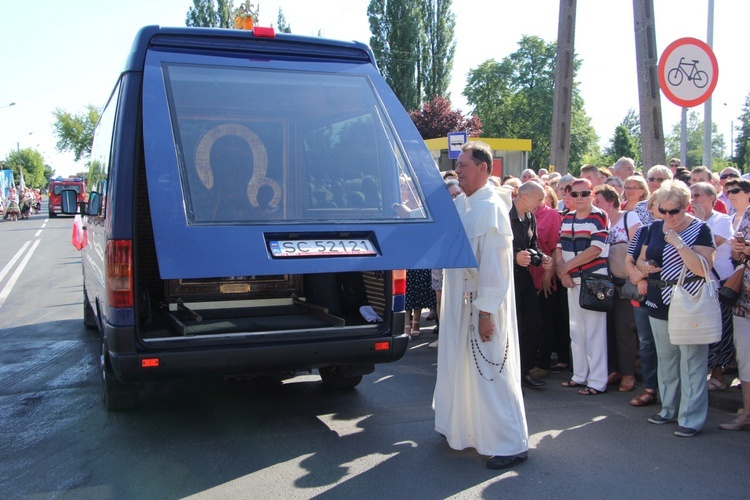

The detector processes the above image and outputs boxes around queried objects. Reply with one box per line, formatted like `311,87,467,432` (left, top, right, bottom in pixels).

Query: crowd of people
0,187,41,221
421,143,749,471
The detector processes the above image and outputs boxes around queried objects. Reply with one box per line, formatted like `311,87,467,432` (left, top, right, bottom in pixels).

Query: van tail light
107,239,134,308
392,270,405,312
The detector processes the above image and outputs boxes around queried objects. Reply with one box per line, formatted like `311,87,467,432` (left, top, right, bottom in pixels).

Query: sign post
447,132,467,160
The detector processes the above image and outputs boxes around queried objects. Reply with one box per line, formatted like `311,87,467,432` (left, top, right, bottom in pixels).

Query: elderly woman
594,184,641,391
555,179,610,395
634,165,673,226
622,175,649,212
636,180,716,437
722,207,750,431
690,182,736,391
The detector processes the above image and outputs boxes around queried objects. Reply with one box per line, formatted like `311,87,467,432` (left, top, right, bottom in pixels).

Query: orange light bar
374,341,390,351
141,358,160,368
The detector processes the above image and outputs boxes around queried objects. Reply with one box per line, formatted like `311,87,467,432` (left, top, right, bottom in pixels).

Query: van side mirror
87,192,103,216
61,190,79,214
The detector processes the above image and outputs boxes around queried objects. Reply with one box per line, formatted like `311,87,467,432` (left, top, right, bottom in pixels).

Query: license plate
269,239,377,257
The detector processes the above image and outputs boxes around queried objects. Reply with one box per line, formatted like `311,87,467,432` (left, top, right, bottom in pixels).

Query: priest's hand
478,313,494,342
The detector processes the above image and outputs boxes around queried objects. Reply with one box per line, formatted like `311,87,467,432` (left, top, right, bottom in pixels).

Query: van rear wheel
319,366,363,389
101,342,139,410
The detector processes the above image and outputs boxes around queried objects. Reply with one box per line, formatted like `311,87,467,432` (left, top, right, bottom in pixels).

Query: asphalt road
1,207,748,499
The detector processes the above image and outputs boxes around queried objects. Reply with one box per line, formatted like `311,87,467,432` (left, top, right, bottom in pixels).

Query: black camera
527,248,543,267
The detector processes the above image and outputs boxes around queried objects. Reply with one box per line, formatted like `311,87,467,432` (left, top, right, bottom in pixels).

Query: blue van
63,26,475,409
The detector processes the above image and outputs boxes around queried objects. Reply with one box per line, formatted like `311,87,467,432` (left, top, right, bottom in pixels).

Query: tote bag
668,255,722,345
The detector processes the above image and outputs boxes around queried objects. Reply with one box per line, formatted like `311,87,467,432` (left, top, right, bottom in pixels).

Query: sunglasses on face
721,173,739,180
657,206,682,215
727,188,745,195
570,190,591,198
648,177,666,183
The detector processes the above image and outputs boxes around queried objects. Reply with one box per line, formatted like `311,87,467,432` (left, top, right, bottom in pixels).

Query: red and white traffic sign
658,37,718,108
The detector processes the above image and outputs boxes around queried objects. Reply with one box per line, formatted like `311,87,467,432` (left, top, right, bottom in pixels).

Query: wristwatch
676,242,685,250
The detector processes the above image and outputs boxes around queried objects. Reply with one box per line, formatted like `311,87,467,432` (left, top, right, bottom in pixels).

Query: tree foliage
604,125,638,166
409,96,482,139
4,148,47,188
368,0,422,111
665,110,726,168
463,35,597,170
276,7,291,33
186,0,235,28
52,105,100,162
735,92,750,173
420,0,455,102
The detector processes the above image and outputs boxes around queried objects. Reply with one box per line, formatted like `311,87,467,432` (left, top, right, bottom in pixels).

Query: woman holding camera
555,179,610,395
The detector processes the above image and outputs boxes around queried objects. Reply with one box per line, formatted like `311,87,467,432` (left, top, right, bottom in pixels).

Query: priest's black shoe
487,452,528,470
522,374,546,389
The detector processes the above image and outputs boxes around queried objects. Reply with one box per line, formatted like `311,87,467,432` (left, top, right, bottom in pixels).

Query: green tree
186,0,234,28
52,105,100,162
665,110,726,168
4,148,47,188
604,125,638,165
735,92,750,173
420,0,456,101
276,7,291,33
368,0,422,111
463,35,597,169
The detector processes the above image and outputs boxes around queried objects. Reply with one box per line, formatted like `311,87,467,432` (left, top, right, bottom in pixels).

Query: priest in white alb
433,141,529,470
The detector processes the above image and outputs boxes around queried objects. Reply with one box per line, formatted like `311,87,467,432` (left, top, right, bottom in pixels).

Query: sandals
619,375,636,392
410,321,421,338
561,379,584,388
578,386,606,396
630,390,657,407
707,378,727,391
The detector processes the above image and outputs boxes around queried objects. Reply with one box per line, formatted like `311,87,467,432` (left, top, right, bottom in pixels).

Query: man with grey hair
520,168,538,184
613,156,635,182
510,181,553,389
434,141,529,470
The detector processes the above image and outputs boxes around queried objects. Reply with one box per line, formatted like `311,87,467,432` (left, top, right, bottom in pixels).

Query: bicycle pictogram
667,57,709,89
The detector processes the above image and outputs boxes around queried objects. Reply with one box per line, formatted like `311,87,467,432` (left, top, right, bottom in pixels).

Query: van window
88,80,120,215
162,63,427,225
53,184,80,195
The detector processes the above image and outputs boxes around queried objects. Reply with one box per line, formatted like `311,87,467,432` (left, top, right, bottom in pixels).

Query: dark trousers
515,282,542,375
536,279,571,368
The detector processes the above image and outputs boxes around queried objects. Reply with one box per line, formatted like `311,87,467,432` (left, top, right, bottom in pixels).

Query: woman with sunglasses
633,165,672,226
636,180,716,437
722,184,750,431
690,182,736,393
555,179,610,395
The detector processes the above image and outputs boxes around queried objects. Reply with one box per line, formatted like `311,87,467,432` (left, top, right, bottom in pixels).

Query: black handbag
579,270,615,312
572,217,614,312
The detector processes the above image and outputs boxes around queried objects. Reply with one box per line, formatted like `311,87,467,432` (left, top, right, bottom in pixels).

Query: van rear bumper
106,327,410,383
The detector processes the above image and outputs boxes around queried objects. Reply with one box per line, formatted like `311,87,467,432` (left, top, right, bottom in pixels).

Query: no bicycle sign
658,37,719,108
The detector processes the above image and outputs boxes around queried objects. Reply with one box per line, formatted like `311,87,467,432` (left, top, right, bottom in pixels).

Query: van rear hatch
141,31,475,279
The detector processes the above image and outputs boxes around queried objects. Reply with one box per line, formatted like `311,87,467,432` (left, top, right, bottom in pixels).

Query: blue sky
1,0,747,177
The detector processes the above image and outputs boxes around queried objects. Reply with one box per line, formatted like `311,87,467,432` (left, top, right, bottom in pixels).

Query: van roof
124,26,376,75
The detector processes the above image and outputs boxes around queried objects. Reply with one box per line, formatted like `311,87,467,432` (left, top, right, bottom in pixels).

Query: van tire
83,289,98,330
101,343,139,410
319,366,363,389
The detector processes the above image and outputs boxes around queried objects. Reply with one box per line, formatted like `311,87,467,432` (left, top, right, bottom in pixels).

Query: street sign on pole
658,37,718,108
447,132,467,159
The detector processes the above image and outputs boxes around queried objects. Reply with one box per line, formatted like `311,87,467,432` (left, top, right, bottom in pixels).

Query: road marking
34,230,42,237
0,239,41,308
0,241,31,283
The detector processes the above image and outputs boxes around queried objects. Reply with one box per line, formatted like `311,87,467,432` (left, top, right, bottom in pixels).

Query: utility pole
633,0,666,169
702,0,715,167
549,0,577,175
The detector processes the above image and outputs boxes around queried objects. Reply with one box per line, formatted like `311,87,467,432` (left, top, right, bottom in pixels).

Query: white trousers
567,286,608,391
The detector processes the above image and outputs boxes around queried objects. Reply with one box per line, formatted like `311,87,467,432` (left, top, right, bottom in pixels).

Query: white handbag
668,255,722,345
